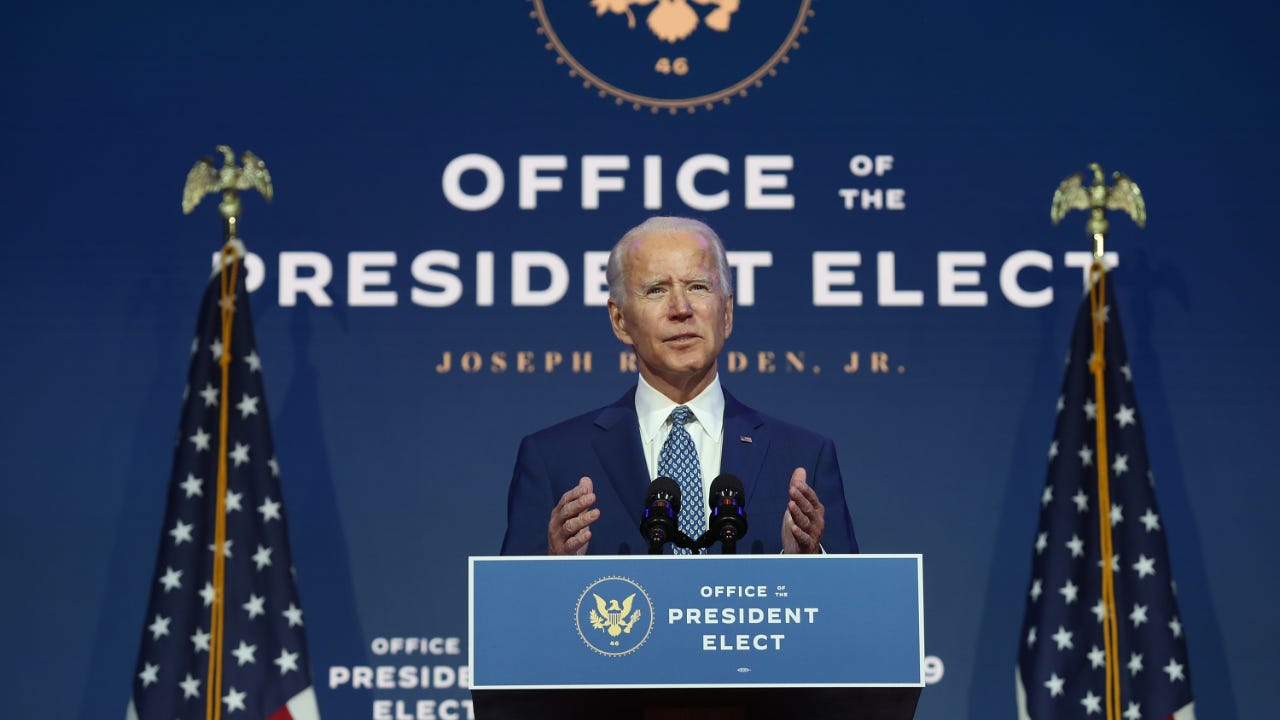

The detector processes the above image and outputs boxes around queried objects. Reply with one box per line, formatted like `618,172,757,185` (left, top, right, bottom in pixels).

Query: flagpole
1086,263,1120,720
207,247,237,720
1050,163,1147,720
181,146,273,720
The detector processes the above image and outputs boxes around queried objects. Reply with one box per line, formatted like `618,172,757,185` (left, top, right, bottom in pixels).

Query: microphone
708,474,748,554
640,477,681,554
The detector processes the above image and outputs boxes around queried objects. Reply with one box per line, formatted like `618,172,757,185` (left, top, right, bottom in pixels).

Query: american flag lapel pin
739,436,752,444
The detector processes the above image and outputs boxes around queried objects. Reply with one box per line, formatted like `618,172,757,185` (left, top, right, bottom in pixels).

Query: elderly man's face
608,230,733,399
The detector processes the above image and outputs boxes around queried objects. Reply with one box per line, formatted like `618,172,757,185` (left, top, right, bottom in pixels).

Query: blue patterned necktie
658,405,705,554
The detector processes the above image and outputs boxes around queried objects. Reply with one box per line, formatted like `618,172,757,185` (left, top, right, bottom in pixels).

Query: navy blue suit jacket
499,387,858,555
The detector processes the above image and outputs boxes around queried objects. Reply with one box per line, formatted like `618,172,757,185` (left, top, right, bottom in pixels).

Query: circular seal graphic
530,0,813,113
574,576,655,656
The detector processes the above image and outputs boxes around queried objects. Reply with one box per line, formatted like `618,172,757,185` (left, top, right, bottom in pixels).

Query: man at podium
500,217,858,556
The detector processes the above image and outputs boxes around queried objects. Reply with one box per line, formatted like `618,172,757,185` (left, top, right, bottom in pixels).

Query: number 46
654,57,689,76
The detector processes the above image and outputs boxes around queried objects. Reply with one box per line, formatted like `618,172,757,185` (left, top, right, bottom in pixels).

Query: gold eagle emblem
182,145,273,215
1051,162,1145,234
591,0,740,43
1049,162,1145,258
588,593,643,637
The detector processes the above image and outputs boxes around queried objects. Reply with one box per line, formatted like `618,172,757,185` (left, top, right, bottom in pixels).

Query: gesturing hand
548,476,600,555
781,468,825,554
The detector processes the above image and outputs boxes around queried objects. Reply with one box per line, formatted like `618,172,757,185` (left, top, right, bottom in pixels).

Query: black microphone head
641,477,681,551
708,473,744,507
647,476,681,515
708,474,747,546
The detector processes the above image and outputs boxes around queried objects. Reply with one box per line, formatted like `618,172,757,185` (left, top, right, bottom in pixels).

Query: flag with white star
1016,275,1195,720
128,252,319,720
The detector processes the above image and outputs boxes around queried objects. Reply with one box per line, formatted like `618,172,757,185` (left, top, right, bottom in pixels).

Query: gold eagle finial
182,145,273,242
183,145,273,215
1050,162,1145,258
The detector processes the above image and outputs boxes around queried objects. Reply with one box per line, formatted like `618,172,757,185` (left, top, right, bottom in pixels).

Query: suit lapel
591,388,650,516
720,389,768,508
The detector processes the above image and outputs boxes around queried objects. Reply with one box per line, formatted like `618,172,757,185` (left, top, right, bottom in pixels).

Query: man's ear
723,293,734,340
608,298,632,345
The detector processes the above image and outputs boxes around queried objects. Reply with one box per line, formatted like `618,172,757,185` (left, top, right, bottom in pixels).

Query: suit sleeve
813,437,859,553
499,434,553,555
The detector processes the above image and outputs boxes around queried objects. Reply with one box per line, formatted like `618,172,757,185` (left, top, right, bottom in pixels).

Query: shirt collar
635,373,725,444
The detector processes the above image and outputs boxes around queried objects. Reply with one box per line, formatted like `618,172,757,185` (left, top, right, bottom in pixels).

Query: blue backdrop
3,1,1277,718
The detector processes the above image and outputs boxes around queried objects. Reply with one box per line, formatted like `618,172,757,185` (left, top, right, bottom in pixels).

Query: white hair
605,216,732,307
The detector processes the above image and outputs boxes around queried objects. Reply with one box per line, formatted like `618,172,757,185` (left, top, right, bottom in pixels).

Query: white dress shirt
634,373,724,526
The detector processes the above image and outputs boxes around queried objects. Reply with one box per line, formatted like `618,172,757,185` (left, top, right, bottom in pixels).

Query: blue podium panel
469,555,923,689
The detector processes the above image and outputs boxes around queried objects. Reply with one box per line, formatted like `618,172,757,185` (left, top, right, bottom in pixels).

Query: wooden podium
469,555,924,719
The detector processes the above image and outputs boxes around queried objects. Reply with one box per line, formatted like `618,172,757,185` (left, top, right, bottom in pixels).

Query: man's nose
667,289,693,317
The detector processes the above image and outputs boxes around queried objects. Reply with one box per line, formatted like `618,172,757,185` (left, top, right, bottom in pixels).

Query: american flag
1016,273,1194,720
128,249,319,720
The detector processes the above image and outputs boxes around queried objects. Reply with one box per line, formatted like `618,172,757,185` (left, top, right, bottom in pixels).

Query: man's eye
646,286,665,295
